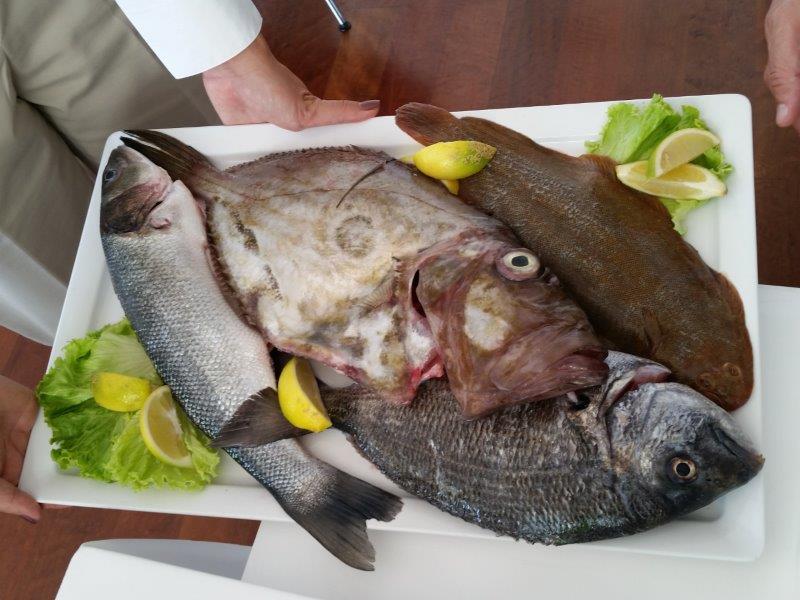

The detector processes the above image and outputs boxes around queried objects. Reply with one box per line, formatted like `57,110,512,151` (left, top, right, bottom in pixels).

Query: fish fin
336,160,390,208
121,130,213,183
460,116,540,148
280,470,402,571
355,272,396,312
641,307,664,355
212,388,305,448
713,271,747,322
225,146,392,176
598,355,671,417
580,154,618,178
395,103,467,145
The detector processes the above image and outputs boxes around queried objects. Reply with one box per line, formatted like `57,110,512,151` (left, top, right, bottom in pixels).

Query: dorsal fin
224,146,392,177
579,153,619,178
396,103,467,145
461,116,540,148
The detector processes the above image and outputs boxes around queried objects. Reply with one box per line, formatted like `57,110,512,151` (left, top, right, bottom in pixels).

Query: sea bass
395,103,753,411
322,351,763,544
99,146,401,570
120,130,607,419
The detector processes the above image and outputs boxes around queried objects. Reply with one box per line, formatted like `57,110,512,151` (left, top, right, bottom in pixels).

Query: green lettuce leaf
584,95,680,163
658,198,709,236
84,324,163,387
104,410,218,491
586,94,732,234
36,319,218,490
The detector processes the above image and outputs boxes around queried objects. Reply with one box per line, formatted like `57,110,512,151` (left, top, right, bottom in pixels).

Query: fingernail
776,103,789,125
21,515,38,524
359,100,380,111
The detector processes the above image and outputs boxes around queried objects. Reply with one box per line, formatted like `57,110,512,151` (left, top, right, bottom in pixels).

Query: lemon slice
616,161,726,200
440,179,459,194
277,357,332,432
648,128,720,177
413,141,496,180
139,386,193,468
92,372,151,412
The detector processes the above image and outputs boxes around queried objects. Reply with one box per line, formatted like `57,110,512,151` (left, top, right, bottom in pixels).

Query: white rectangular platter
20,95,764,561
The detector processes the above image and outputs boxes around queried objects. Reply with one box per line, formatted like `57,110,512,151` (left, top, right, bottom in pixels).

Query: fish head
414,234,608,419
100,146,201,238
607,362,763,519
692,360,751,412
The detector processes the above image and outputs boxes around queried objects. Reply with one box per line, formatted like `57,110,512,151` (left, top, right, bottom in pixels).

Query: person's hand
765,0,800,133
202,34,380,130
0,375,41,522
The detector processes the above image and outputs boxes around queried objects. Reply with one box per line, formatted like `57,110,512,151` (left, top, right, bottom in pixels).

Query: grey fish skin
120,130,608,420
99,147,401,571
322,351,763,545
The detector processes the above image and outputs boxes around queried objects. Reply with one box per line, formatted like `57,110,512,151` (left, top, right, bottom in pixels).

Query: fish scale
322,352,763,545
395,103,753,411
122,130,609,419
100,147,401,570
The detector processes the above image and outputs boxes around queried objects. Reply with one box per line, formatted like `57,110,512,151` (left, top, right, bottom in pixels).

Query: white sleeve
115,0,263,79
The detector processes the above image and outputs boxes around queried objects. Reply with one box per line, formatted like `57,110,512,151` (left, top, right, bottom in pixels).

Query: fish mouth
711,424,765,477
489,344,608,397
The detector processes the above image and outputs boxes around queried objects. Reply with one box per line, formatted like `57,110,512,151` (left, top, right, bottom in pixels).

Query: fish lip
711,424,765,473
489,345,608,398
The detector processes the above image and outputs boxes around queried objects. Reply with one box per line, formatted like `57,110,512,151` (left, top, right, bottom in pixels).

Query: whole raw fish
100,146,401,570
120,130,607,419
395,103,753,411
322,351,763,544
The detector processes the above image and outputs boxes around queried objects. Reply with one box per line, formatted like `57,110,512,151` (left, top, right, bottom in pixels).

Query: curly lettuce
36,319,218,490
586,94,732,234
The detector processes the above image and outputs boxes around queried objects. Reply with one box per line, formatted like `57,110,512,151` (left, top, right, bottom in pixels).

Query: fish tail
281,468,402,570
211,387,306,448
395,103,468,145
121,130,213,183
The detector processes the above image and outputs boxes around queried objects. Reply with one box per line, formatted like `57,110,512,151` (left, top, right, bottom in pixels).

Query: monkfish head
412,233,608,419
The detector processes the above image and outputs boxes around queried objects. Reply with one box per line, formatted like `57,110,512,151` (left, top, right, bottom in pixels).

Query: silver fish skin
99,147,401,570
119,130,608,420
322,351,763,545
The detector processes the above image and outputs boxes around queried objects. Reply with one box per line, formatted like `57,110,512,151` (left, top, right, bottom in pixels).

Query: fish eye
668,456,697,483
497,249,541,281
103,168,118,183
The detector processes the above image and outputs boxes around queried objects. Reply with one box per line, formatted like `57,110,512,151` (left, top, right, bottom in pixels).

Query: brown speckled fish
396,103,753,411
120,130,607,419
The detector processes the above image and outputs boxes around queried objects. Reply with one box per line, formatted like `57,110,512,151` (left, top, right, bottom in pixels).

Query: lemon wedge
277,357,332,432
440,179,459,194
616,161,726,200
139,386,193,468
413,141,496,180
647,128,720,177
92,372,151,412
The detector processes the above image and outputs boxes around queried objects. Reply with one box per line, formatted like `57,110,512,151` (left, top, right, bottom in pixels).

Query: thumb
764,10,800,126
0,478,41,522
302,98,380,128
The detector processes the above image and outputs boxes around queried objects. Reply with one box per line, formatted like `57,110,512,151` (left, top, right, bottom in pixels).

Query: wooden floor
1,0,796,598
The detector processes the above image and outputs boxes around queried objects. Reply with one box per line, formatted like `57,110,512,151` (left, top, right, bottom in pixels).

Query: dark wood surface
1,1,794,598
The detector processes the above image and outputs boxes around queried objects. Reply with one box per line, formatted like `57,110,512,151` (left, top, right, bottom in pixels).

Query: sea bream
120,130,607,419
396,103,754,411
99,146,401,570
322,351,763,544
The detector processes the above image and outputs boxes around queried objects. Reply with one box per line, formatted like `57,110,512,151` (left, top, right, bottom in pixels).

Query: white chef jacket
3,1,261,345
115,0,263,79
